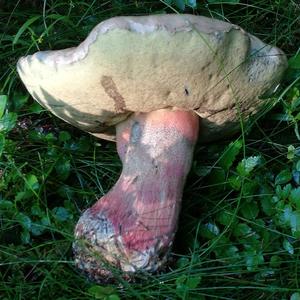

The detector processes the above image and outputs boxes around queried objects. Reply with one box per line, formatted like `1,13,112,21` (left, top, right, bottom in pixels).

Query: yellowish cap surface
17,14,287,141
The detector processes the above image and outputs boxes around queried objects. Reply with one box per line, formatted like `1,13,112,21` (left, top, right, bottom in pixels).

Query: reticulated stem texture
73,109,199,281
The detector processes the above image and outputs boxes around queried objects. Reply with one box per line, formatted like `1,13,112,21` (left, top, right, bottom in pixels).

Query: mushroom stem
73,109,199,280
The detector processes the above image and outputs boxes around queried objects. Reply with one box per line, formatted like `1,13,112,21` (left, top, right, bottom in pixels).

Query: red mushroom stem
73,109,199,280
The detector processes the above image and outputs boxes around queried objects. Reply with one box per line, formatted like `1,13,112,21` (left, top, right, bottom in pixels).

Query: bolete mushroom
17,14,287,281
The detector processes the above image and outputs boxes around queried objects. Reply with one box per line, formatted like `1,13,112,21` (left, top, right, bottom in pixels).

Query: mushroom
17,14,287,281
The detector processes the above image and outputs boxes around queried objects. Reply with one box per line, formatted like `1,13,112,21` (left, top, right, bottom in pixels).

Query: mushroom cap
17,14,287,142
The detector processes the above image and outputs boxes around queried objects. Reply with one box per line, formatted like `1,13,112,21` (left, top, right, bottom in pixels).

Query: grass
1,0,300,299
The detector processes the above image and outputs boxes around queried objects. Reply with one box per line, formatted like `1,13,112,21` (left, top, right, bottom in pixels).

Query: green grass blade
0,95,7,118
13,15,40,46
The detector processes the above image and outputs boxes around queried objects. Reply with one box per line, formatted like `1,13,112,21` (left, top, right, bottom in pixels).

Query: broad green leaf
16,212,32,231
272,195,280,204
218,139,242,171
291,292,300,300
289,53,300,69
287,145,296,160
174,0,185,10
78,136,92,152
186,276,201,288
0,112,17,132
242,181,258,198
59,131,71,142
282,184,292,198
0,200,14,210
65,136,91,153
275,169,292,185
21,229,30,244
224,245,240,258
242,234,261,250
55,158,71,181
205,222,220,235
261,229,271,248
15,191,33,201
30,222,45,236
283,239,294,255
259,184,274,212
31,205,43,217
46,145,59,157
176,274,200,298
57,185,75,199
15,175,39,199
25,174,39,191
176,284,188,298
261,197,274,216
233,223,252,237
280,205,293,225
176,274,187,285
200,223,220,239
217,210,235,226
41,216,51,227
3,138,15,154
276,184,292,200
88,286,118,299
228,175,241,190
270,255,282,268
245,252,264,271
0,95,7,118
52,207,71,222
13,94,28,110
290,187,300,208
292,97,300,111
240,202,259,219
29,102,44,114
290,211,300,238
237,156,261,177
293,170,300,185
186,0,197,8
176,257,190,268
45,132,56,143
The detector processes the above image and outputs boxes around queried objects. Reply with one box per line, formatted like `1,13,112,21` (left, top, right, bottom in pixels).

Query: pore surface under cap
17,14,287,141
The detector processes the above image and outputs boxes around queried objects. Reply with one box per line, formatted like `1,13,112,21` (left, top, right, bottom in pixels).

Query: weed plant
0,0,300,299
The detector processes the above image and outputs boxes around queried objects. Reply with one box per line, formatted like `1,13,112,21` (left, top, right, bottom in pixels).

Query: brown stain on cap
101,76,126,113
